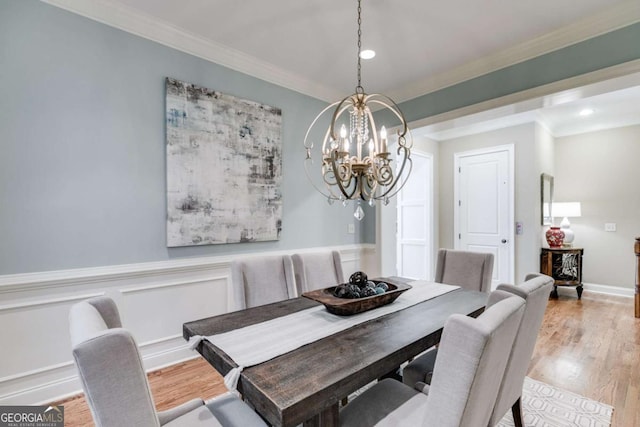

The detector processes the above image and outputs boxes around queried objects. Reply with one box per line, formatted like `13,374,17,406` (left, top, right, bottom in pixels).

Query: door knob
501,239,508,243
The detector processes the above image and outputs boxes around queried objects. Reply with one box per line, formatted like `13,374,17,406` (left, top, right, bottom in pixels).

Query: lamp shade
553,202,581,218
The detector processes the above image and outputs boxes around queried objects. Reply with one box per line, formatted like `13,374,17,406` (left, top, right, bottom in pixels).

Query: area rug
497,377,613,427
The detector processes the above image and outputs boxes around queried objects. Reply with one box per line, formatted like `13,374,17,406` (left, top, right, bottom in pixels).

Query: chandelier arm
358,176,368,201
365,96,410,140
377,148,413,199
304,101,341,150
330,151,358,200
378,160,413,200
373,161,394,186
360,172,379,201
303,158,336,199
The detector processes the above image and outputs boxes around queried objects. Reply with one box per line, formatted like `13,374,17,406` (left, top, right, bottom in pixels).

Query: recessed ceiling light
359,49,376,59
579,108,594,116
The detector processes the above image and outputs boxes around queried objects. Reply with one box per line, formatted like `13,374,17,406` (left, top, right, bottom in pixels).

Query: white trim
554,282,635,298
0,361,75,385
0,244,375,405
119,276,227,294
0,292,104,312
41,0,640,103
0,244,371,293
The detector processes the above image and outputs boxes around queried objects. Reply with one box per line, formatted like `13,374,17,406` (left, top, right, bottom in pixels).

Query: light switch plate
515,222,523,235
348,224,355,234
604,223,616,232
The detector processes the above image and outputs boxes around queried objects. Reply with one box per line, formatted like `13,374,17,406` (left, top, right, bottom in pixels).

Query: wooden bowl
302,279,412,316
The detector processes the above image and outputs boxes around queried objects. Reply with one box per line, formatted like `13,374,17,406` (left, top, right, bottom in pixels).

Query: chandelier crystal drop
303,0,412,220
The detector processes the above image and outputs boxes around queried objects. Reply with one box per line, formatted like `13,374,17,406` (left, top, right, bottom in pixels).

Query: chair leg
511,397,524,427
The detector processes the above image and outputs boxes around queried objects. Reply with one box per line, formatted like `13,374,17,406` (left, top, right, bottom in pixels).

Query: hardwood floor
51,291,639,426
527,291,640,427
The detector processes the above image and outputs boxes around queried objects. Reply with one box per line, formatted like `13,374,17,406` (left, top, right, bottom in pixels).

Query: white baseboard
0,244,376,405
555,282,634,298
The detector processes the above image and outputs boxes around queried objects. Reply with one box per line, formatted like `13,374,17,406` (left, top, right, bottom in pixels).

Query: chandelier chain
356,0,362,91
303,0,413,219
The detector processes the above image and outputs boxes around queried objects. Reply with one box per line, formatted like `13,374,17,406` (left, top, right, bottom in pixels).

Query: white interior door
397,152,434,280
454,145,514,288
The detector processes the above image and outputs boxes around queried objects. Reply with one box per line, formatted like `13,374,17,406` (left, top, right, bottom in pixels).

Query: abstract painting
166,77,282,247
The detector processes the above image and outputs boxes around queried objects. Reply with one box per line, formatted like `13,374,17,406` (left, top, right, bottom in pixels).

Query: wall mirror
541,173,554,225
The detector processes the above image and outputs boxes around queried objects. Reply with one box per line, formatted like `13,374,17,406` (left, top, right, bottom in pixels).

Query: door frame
453,144,515,284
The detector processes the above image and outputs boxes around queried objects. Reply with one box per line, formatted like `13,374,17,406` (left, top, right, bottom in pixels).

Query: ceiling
44,0,640,137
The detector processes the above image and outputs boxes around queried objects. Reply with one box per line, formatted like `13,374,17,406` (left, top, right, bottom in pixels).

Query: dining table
183,277,486,427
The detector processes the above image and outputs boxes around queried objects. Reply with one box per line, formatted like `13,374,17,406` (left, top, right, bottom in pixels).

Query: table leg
577,285,583,300
303,403,339,427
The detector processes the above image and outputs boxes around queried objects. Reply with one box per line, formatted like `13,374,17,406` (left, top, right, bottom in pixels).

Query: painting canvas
166,78,282,247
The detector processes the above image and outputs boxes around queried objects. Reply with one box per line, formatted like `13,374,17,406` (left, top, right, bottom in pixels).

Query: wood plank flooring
51,291,640,426
527,291,640,426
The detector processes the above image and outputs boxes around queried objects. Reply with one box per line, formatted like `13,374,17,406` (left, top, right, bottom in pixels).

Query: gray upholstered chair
435,248,494,293
402,273,554,427
339,291,525,427
292,250,344,294
487,273,554,427
230,255,297,310
69,297,267,427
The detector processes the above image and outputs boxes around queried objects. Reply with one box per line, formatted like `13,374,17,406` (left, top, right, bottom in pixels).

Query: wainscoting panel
0,244,375,405
120,276,229,345
0,293,104,381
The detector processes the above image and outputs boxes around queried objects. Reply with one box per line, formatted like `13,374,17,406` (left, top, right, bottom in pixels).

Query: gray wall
438,123,542,282
2,2,639,276
0,1,371,275
554,124,640,288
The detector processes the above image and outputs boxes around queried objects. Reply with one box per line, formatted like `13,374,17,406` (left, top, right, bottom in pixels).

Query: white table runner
188,281,459,390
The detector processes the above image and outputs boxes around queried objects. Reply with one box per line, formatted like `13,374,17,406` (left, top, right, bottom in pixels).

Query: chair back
487,273,554,425
230,255,296,310
435,249,494,292
69,297,160,427
292,251,344,294
424,292,524,427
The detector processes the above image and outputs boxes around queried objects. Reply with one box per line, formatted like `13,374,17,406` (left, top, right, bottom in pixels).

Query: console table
540,247,584,299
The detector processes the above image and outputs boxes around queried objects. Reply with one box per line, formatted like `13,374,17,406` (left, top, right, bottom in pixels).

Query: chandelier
304,0,412,221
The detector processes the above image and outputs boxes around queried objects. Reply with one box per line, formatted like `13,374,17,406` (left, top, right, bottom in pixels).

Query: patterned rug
497,377,613,427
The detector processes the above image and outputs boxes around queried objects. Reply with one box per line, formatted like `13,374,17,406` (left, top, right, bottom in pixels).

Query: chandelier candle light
303,0,412,220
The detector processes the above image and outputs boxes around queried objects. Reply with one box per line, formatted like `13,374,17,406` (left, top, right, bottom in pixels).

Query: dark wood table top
183,280,486,427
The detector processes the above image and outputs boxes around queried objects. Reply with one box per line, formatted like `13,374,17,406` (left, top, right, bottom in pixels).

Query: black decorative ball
349,271,368,287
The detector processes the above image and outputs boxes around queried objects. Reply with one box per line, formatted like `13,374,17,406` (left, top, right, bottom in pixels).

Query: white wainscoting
0,244,376,405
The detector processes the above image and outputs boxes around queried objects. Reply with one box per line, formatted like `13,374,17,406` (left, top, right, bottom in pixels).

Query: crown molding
40,0,343,102
388,0,640,103
41,0,639,104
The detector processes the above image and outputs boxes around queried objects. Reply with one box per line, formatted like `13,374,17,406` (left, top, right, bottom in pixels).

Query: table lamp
553,202,582,247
